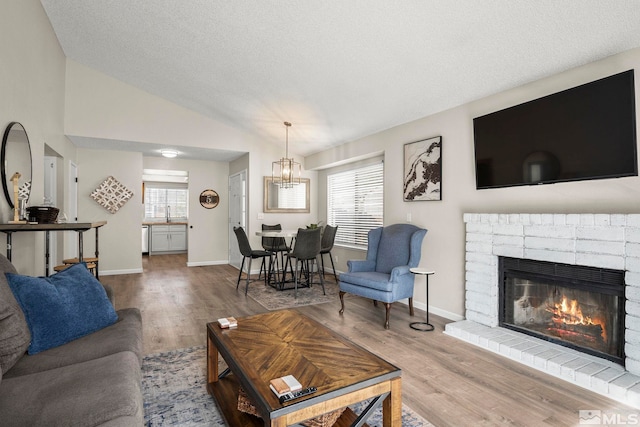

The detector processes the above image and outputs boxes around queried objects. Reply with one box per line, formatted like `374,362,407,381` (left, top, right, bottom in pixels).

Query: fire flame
546,295,607,342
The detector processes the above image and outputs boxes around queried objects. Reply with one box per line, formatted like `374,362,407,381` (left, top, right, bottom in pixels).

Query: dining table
254,229,299,290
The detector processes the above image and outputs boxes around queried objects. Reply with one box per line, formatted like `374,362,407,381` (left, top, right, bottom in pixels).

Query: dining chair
286,227,324,298
233,226,273,295
319,225,338,282
261,224,290,285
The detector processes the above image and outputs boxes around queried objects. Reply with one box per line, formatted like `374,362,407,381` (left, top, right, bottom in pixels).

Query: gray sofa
0,254,144,426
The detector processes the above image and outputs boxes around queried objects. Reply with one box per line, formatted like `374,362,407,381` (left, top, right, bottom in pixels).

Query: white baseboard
187,260,228,267
325,266,464,322
395,299,464,322
100,268,143,276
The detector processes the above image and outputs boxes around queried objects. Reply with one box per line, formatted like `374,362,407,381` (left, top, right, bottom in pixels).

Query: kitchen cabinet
150,224,187,253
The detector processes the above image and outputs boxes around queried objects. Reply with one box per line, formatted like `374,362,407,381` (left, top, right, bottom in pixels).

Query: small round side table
409,268,435,332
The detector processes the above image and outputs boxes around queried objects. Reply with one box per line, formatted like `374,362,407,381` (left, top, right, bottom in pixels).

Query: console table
0,221,106,277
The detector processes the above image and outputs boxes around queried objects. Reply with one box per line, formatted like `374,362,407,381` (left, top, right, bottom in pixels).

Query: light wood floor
103,254,635,426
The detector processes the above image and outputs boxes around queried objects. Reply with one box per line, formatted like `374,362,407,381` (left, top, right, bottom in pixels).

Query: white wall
77,149,143,274
230,149,319,253
10,1,639,309
63,60,259,151
308,47,640,321
65,61,319,266
143,157,230,266
0,0,74,275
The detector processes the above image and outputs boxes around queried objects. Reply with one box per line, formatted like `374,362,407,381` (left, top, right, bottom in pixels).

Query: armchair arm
390,265,411,282
347,259,376,273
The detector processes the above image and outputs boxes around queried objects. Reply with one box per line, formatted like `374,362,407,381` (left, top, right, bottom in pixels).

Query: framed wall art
403,136,442,201
199,189,219,209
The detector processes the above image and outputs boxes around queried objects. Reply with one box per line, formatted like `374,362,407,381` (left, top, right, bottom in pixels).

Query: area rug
226,273,342,311
143,346,432,427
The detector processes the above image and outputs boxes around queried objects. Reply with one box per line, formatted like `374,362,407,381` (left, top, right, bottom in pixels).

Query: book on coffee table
217,317,237,329
269,375,302,397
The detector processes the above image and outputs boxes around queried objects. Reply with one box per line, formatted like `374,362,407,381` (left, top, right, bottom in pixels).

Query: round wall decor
199,189,219,209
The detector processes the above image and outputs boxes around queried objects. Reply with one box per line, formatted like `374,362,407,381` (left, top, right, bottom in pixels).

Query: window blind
327,162,384,248
144,185,189,219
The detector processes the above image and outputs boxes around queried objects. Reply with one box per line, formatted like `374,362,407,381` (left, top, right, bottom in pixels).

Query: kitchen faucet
166,205,171,222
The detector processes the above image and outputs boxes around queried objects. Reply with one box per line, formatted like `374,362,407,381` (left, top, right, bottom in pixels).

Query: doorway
142,169,189,257
228,170,246,269
66,161,78,259
44,145,69,274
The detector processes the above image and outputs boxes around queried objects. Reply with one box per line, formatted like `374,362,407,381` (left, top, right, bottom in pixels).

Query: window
144,183,189,220
327,162,384,248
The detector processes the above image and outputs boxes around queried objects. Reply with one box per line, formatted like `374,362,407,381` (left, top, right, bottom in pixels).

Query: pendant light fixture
272,121,301,188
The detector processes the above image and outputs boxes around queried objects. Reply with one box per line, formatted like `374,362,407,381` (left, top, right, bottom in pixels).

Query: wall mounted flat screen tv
473,70,637,189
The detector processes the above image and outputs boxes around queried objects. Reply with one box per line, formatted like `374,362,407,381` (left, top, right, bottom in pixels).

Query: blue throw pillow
6,263,118,354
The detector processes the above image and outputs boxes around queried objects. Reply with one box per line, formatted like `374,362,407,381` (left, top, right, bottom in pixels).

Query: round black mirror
1,122,32,209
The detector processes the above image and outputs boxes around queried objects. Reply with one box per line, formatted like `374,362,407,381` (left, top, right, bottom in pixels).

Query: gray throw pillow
0,255,30,374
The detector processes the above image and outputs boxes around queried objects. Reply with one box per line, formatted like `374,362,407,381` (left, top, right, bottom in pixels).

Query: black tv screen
473,70,637,189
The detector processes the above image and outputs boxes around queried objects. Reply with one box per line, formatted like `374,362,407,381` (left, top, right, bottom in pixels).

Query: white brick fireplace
444,213,640,407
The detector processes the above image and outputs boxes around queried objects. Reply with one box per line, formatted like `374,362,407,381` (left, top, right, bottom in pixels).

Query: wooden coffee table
207,309,402,426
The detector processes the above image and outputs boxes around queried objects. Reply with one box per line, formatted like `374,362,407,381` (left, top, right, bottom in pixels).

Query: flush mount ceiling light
272,121,301,188
161,149,178,158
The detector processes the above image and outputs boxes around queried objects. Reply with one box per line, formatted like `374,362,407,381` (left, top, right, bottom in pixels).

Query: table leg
5,232,12,262
77,231,84,262
45,230,50,276
94,227,100,279
207,332,219,385
383,377,402,426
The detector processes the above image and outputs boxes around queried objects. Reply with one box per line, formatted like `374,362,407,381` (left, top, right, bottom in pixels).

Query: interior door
66,161,78,259
44,156,57,274
228,170,246,269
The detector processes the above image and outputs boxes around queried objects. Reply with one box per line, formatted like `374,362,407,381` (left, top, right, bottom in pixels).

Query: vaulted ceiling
40,1,640,160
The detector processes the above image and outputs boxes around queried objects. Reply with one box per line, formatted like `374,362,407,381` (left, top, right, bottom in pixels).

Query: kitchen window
144,183,189,220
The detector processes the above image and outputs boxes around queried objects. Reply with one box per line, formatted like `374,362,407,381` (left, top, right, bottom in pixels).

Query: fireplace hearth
447,213,640,407
499,257,625,365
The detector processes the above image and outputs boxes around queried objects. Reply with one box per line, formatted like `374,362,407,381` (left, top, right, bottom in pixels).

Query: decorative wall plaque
199,189,219,209
90,176,134,214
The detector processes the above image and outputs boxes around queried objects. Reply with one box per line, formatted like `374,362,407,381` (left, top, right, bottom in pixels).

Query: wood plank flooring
103,254,636,426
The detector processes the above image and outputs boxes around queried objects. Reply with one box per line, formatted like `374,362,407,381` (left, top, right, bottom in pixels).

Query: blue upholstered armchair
338,223,427,329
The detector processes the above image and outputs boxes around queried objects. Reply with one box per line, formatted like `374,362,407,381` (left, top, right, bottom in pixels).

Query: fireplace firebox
499,257,625,365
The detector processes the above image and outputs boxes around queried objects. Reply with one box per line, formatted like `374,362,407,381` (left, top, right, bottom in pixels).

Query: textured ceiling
40,1,640,160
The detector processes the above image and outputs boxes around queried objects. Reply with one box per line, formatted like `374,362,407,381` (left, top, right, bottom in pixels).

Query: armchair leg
384,303,391,329
339,291,346,314
409,297,414,316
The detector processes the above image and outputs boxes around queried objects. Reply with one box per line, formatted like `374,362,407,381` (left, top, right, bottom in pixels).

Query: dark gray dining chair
285,227,324,298
233,226,272,295
320,225,338,282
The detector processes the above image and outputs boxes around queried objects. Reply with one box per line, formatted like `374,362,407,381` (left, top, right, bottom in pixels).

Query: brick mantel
445,213,640,407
